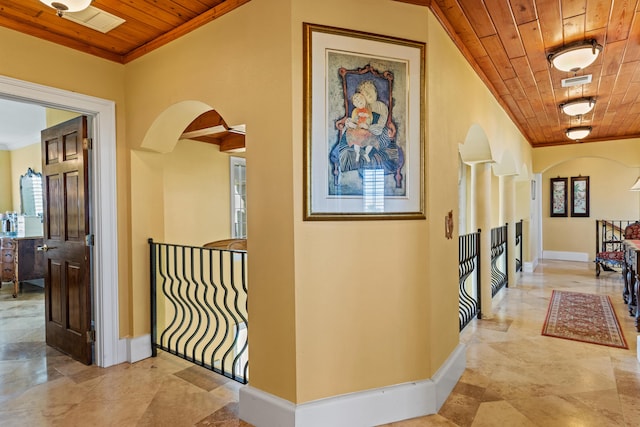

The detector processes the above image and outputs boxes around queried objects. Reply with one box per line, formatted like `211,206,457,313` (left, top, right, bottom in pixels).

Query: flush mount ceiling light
40,0,92,17
565,126,592,141
560,98,596,116
548,39,603,72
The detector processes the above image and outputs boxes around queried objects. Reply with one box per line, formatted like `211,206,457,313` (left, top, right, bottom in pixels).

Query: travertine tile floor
0,260,639,426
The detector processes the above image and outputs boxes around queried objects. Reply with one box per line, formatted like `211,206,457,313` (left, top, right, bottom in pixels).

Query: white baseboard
543,251,589,262
432,343,466,410
239,343,466,427
126,334,152,363
523,257,538,273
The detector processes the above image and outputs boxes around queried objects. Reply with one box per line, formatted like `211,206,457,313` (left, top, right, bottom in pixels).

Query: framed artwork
571,176,590,217
303,23,425,220
550,177,568,217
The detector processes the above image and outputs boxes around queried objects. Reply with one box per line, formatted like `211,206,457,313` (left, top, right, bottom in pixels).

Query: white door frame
0,75,121,367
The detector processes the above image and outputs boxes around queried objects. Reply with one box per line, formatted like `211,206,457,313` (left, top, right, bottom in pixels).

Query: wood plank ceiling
400,0,640,147
1,1,639,147
0,0,250,63
0,0,250,151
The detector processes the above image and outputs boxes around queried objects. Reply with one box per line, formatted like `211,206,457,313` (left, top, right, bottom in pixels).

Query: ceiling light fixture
548,39,603,72
560,98,596,116
40,0,92,17
565,126,592,141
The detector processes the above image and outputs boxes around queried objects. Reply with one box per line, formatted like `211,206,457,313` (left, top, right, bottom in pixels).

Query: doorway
0,75,120,367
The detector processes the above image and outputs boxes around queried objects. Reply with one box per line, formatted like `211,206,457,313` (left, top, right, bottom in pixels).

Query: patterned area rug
542,290,628,349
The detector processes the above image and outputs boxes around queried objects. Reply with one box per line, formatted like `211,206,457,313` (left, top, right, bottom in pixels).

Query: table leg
12,279,17,298
635,272,640,332
623,261,630,303
629,265,637,317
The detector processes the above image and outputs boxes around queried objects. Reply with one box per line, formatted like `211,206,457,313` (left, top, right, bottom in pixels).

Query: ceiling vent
63,5,125,33
561,74,592,88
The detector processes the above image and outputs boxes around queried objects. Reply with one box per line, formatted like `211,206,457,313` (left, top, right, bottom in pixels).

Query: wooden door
41,116,92,365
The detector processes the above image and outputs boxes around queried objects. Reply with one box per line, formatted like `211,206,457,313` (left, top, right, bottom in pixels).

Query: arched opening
129,102,248,373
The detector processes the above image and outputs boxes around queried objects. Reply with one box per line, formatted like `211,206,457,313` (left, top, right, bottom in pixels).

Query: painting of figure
303,23,425,219
326,53,408,198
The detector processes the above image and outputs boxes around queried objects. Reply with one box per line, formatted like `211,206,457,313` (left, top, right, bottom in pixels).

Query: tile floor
0,260,639,426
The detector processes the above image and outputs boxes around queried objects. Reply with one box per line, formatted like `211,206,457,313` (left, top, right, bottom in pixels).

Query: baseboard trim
239,343,466,427
523,257,538,273
126,334,152,363
543,251,589,262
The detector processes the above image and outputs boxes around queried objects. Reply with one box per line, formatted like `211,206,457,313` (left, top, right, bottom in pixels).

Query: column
500,175,517,287
474,162,493,319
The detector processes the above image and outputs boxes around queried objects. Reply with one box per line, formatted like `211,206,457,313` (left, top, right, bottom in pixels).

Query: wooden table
623,239,640,332
0,236,44,298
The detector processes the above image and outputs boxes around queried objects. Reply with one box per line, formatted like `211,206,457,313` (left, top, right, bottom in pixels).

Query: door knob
37,244,57,252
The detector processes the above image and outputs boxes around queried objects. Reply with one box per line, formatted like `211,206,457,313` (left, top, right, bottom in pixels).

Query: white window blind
230,157,246,238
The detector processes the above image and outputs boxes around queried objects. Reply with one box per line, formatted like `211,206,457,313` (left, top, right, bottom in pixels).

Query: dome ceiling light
548,40,603,72
40,0,92,17
560,98,596,116
565,126,592,141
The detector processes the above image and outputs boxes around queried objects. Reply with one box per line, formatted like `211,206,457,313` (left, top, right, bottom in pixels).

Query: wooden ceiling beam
219,133,246,152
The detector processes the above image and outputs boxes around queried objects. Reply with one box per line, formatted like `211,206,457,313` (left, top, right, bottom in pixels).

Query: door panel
41,116,92,365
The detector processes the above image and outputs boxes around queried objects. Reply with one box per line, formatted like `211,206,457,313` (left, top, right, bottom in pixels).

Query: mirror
20,168,44,217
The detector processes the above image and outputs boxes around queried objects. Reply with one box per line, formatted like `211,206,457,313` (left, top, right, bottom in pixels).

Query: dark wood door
41,116,92,365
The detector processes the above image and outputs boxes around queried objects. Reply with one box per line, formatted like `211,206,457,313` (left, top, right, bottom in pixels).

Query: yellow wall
162,139,233,245
3,108,79,216
46,109,81,127
124,0,297,401
9,142,41,212
0,0,539,408
0,150,11,212
0,24,128,331
534,139,640,257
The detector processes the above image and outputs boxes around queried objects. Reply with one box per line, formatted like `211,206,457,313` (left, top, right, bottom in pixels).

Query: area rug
542,290,628,349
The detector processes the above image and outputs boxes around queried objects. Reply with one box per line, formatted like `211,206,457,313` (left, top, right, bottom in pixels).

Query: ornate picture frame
550,177,568,217
571,176,590,217
303,23,425,220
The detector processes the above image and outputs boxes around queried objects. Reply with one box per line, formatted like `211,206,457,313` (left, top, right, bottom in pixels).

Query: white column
470,164,477,232
504,175,517,287
475,162,493,319
458,162,467,235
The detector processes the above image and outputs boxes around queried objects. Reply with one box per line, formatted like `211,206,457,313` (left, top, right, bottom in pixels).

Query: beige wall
46,109,81,127
0,28,129,332
2,108,79,216
534,139,640,258
124,0,297,400
0,150,11,212
0,0,541,408
161,139,233,246
9,142,41,213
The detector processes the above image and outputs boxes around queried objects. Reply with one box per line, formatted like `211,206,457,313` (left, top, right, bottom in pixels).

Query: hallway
0,260,638,426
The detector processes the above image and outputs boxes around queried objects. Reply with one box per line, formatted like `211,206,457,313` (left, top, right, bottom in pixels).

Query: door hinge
87,329,95,343
86,234,94,247
83,138,93,150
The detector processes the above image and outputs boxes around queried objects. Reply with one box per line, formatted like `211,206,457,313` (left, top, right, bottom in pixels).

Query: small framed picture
571,176,589,217
550,177,567,217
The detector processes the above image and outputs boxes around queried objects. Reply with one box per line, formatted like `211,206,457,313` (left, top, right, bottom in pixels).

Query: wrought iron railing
515,219,523,272
149,239,248,384
595,219,638,277
459,230,481,330
490,224,508,297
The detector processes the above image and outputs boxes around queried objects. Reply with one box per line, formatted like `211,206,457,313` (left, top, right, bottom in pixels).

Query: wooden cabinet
0,236,44,298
